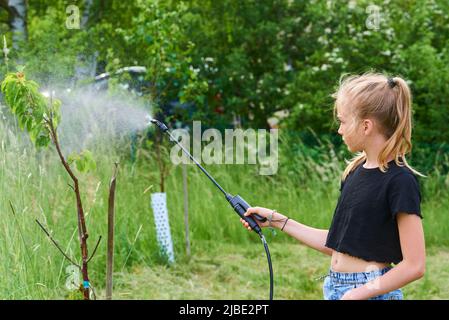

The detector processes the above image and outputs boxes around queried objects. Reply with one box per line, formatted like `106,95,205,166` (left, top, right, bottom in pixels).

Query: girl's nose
338,127,343,136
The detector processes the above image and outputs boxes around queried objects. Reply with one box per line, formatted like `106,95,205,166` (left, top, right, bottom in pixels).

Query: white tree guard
151,192,175,263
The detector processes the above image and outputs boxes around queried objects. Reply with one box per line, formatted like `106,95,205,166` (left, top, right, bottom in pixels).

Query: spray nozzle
147,117,169,132
152,119,168,132
145,115,153,126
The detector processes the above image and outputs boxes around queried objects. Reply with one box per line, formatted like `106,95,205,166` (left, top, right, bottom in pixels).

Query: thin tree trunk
47,118,90,300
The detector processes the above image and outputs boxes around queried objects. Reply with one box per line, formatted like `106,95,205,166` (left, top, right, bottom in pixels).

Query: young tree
1,70,98,300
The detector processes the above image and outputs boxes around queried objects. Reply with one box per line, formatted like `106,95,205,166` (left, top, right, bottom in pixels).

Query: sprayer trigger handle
226,194,266,233
232,195,266,222
234,203,262,233
253,213,267,222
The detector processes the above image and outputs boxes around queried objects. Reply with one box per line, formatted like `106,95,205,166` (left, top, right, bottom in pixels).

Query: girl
242,73,426,300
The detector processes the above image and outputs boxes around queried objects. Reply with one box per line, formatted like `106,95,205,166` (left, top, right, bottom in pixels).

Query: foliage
182,0,449,147
89,0,209,122
2,0,447,151
1,69,97,173
68,149,97,173
1,70,60,147
14,4,90,86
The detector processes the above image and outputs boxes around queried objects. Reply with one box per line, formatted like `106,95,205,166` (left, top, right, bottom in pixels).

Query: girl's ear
362,119,374,135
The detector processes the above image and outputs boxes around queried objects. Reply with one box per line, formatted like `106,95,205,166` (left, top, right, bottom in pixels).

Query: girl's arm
243,207,333,256
341,212,426,300
276,217,333,256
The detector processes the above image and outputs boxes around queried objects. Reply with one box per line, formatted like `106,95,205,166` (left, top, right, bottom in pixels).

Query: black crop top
325,159,422,264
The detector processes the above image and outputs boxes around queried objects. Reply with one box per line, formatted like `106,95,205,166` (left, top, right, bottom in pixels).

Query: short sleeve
339,179,345,192
388,173,422,219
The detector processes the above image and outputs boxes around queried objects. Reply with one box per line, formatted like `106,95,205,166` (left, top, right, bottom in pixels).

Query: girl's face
336,103,365,153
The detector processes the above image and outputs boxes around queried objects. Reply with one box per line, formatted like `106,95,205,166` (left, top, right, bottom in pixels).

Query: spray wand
149,118,274,300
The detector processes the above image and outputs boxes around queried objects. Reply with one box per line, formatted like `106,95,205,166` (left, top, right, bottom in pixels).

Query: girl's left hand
340,290,357,300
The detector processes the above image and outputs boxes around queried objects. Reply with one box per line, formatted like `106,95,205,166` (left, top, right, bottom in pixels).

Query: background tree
0,0,27,49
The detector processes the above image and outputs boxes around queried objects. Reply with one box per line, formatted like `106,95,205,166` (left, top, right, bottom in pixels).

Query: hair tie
387,77,397,88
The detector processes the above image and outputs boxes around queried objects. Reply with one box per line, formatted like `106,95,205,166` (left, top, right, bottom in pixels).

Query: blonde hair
333,72,424,180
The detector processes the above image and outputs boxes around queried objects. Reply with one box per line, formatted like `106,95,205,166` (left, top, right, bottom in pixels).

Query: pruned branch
87,236,102,264
106,162,119,300
35,219,81,269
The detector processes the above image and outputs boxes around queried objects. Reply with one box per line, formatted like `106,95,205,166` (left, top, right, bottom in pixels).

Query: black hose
259,233,273,300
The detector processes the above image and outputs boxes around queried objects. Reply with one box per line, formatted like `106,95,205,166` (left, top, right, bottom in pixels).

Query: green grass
110,242,449,300
0,117,448,299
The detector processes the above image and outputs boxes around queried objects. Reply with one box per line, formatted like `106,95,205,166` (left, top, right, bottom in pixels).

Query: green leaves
98,0,208,122
1,70,98,174
0,71,61,149
67,150,97,173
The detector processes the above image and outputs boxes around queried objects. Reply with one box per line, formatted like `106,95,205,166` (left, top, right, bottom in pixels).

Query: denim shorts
322,267,403,300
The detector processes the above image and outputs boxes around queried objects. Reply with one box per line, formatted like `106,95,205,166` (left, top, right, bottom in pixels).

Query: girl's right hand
240,206,276,231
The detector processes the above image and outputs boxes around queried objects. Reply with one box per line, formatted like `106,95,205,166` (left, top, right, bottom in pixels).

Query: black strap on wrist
281,217,289,231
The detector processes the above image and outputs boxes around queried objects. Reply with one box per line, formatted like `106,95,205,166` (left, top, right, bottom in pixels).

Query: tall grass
0,117,448,299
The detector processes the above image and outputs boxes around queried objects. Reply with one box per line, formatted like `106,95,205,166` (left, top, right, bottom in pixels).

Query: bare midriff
331,251,391,273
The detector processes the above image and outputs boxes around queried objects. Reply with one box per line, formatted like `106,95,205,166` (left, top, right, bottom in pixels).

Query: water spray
149,117,274,300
